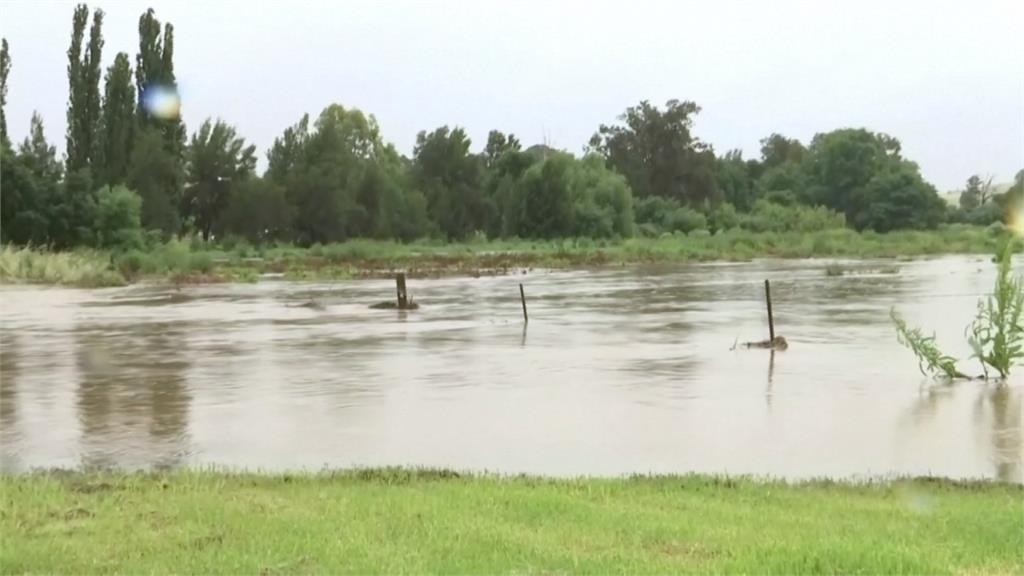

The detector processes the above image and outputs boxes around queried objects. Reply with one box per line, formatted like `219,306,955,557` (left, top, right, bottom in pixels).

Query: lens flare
1006,199,1024,237
141,84,181,120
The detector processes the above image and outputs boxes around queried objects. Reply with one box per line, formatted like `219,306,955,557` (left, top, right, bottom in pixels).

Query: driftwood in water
370,300,419,310
743,336,788,350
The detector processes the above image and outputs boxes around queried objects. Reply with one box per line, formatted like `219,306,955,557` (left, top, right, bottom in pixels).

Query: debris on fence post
764,279,775,342
519,283,528,324
396,273,408,309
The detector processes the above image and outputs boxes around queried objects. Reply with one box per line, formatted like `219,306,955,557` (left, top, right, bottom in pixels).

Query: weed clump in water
892,241,1024,380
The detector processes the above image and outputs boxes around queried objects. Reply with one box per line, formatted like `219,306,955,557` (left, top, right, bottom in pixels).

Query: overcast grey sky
2,0,1021,190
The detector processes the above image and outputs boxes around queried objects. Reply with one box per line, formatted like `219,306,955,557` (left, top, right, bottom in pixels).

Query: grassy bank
1,470,1020,574
0,224,1012,287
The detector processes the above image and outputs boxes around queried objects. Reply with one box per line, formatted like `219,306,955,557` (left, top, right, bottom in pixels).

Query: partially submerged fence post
396,273,408,309
764,279,775,342
519,283,528,324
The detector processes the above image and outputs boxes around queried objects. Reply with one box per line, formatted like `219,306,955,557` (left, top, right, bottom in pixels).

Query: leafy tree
483,130,521,168
66,4,104,172
850,161,946,232
269,104,410,244
50,167,98,248
412,126,485,239
183,118,256,240
129,127,181,235
483,147,539,237
569,154,634,238
222,177,292,244
757,161,810,205
1,38,10,147
266,114,310,184
759,133,805,170
93,185,142,248
506,153,575,238
589,99,718,206
715,150,757,210
802,128,942,230
2,113,62,246
133,8,185,228
360,158,431,240
97,52,135,186
959,175,993,210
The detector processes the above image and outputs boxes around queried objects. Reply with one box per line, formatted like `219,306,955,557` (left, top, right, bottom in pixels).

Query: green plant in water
891,309,966,379
892,240,1023,380
966,243,1024,378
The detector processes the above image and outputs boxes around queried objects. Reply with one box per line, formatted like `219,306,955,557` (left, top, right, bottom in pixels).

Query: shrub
115,250,145,278
740,200,846,233
664,207,707,234
93,186,143,250
189,252,214,274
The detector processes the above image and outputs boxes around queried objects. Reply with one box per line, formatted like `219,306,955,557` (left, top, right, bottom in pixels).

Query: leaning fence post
519,283,528,324
764,279,775,342
396,273,408,309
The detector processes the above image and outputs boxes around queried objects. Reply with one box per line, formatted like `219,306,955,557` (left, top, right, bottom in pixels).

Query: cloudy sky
2,0,1021,191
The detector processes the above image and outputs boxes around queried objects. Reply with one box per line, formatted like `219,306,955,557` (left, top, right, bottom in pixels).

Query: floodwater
0,256,1021,482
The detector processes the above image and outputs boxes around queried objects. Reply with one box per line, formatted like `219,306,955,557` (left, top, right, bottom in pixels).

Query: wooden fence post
519,283,528,324
764,279,775,342
396,273,408,309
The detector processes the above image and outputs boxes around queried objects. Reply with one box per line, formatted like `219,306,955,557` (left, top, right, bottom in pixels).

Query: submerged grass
1,469,1020,574
0,224,1012,286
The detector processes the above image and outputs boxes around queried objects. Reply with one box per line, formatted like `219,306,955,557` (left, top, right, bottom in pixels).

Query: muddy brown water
1,256,1021,482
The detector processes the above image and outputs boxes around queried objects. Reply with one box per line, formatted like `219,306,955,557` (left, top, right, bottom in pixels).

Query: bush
664,206,707,234
115,250,145,278
709,203,739,233
93,186,143,250
189,252,214,273
160,239,192,272
740,200,846,233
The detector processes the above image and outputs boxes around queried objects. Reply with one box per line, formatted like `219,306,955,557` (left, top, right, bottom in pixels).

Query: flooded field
1,256,1020,482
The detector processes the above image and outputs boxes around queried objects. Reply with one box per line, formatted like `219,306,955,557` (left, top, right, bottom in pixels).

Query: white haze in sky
1,0,1021,191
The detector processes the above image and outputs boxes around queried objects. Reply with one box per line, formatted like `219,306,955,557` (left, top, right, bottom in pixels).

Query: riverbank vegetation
0,224,1012,287
1,469,1020,574
2,7,1022,263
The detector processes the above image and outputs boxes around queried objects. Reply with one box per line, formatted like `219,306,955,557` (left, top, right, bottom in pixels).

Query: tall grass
0,246,124,287
0,224,1013,287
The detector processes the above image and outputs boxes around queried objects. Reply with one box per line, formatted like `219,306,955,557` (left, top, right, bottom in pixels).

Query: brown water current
1,256,1020,481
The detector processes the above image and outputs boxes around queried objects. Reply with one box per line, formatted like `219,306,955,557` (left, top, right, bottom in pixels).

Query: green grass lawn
2,469,1021,574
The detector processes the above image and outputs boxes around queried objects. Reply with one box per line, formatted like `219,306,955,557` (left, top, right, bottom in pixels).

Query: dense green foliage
2,470,1021,574
0,5,1020,252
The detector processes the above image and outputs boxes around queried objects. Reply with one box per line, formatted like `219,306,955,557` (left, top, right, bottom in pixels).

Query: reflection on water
75,323,191,469
0,256,1021,481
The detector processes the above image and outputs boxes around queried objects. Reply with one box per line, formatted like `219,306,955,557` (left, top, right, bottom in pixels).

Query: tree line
2,5,1021,251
